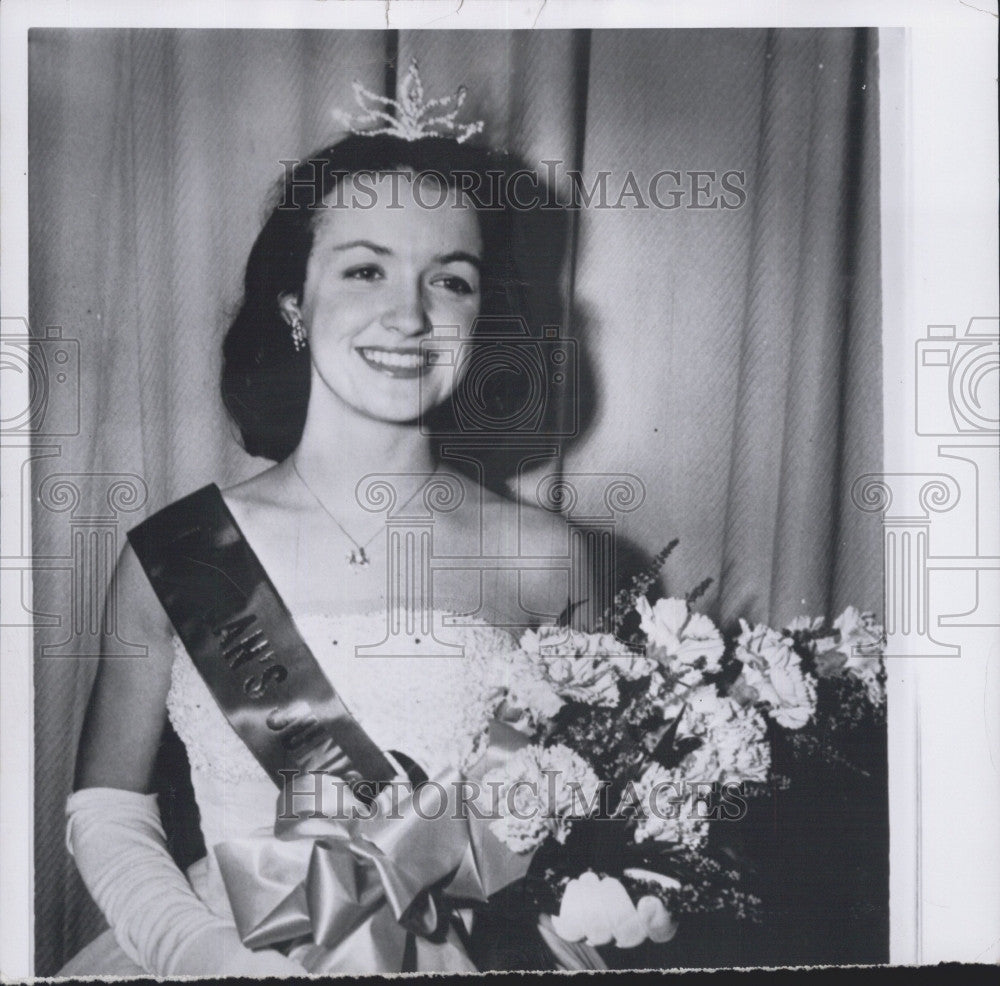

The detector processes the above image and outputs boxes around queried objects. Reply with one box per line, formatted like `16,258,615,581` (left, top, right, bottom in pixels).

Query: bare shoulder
476,482,572,552
219,462,314,549
220,462,293,515
470,484,576,625
112,537,174,643
117,465,288,640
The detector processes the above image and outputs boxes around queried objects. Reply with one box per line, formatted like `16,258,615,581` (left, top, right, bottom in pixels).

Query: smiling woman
220,135,525,464
60,118,604,975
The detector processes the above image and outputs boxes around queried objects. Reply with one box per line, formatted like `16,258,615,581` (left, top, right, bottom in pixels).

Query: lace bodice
165,610,520,853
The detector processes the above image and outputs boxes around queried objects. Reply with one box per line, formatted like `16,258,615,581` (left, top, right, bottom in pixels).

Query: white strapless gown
60,611,525,976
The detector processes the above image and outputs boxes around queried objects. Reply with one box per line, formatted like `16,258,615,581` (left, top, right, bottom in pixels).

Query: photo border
2,0,998,977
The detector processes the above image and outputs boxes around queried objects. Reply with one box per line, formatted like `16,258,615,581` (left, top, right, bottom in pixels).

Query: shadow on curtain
29,27,882,972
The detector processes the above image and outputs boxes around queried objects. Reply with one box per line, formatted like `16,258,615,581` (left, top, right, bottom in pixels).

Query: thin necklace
291,458,434,569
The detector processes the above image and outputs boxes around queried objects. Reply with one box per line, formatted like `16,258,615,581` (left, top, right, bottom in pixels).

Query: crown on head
333,59,485,144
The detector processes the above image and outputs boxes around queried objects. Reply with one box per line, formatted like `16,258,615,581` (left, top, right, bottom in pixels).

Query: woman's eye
344,265,384,282
432,275,476,296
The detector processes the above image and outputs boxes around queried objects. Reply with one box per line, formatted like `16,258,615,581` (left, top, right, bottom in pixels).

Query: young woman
61,130,640,975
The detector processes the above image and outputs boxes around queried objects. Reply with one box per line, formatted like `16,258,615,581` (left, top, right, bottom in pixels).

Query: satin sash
128,484,397,791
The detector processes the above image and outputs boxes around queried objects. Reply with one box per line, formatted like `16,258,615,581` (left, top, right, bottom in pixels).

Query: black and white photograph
1,0,997,979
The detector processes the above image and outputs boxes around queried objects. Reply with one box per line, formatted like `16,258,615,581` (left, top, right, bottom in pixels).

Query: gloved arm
66,786,306,977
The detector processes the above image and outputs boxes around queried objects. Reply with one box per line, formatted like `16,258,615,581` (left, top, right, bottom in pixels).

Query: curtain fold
722,28,883,624
29,28,881,972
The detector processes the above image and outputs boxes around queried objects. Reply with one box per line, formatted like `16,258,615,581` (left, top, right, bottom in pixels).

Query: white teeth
361,348,425,369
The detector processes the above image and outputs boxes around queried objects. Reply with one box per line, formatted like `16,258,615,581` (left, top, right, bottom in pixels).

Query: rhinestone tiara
333,58,485,144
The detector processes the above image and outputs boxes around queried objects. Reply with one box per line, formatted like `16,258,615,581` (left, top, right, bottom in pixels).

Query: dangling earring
290,312,307,352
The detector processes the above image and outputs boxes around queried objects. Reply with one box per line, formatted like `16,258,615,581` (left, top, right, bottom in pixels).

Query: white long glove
66,786,306,977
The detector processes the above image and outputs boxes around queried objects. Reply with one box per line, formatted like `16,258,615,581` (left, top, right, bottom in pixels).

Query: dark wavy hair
221,134,531,462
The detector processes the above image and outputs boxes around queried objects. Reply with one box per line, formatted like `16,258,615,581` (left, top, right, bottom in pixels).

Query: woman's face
289,171,483,424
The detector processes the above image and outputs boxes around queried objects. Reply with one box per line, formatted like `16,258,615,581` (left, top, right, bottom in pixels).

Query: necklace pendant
348,547,370,567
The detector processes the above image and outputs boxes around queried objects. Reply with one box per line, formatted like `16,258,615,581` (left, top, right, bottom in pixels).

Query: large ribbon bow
213,721,536,973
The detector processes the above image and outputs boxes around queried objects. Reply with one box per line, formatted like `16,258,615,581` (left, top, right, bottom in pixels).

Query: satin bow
214,721,536,973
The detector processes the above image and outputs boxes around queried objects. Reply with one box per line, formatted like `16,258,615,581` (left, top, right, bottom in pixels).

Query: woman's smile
356,345,430,378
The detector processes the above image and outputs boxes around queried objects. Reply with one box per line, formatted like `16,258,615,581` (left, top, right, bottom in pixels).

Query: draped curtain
29,27,881,973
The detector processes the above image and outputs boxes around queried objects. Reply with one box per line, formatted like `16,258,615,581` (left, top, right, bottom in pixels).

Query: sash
128,484,397,792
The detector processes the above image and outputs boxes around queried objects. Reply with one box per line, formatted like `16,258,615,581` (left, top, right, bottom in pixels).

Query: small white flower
734,619,817,729
834,607,884,659
635,596,724,686
785,614,825,633
832,607,885,704
631,764,710,850
679,686,772,783
484,744,601,853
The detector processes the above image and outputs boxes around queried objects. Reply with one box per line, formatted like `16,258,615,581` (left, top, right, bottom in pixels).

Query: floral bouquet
480,543,886,952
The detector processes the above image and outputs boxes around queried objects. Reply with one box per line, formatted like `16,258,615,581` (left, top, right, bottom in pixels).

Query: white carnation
606,652,660,681
500,652,566,728
785,614,826,633
635,596,724,687
632,764,710,850
484,743,601,853
539,655,620,706
677,686,771,784
734,619,817,729
517,627,633,707
519,625,634,658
